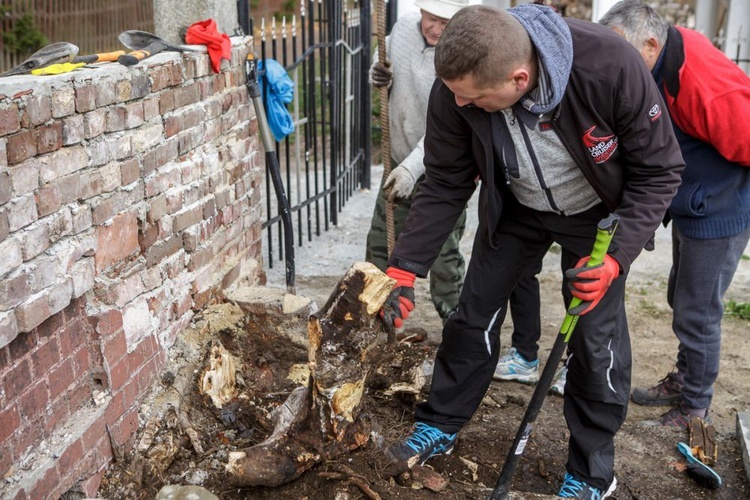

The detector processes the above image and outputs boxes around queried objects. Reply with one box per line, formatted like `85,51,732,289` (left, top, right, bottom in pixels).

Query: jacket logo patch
648,103,662,122
582,125,618,164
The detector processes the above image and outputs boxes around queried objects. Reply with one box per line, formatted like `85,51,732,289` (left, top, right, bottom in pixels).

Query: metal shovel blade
117,30,198,53
0,42,79,77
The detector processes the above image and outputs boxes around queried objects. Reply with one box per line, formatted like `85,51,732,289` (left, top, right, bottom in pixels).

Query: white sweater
374,12,434,179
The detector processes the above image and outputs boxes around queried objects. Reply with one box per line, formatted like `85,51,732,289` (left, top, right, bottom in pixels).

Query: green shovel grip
560,214,620,341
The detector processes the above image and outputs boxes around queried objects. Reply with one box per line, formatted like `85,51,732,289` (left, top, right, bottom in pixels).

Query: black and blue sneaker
387,422,457,468
558,473,617,499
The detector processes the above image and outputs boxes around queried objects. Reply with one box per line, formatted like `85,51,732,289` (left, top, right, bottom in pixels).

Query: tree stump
226,262,395,486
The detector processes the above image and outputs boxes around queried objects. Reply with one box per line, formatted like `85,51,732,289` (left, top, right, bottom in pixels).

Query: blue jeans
668,224,750,409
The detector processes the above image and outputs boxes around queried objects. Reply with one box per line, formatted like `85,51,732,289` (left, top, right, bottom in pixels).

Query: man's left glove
370,59,393,88
380,267,416,331
383,165,416,203
564,254,620,315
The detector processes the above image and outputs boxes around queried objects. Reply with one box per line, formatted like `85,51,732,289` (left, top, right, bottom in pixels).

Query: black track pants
415,203,631,491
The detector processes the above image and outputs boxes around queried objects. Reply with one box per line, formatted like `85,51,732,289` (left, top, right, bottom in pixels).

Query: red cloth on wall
185,19,231,73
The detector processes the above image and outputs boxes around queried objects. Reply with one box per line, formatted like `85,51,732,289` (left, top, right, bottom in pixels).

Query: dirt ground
99,166,750,499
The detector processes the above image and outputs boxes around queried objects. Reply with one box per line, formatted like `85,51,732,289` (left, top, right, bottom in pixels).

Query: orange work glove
380,267,416,331
564,254,620,315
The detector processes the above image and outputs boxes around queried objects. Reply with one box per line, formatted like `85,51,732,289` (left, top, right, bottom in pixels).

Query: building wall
0,38,264,498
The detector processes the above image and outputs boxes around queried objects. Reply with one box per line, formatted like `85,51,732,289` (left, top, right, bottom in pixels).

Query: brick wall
0,38,264,498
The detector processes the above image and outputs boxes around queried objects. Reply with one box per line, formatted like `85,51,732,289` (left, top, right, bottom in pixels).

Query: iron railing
254,0,372,271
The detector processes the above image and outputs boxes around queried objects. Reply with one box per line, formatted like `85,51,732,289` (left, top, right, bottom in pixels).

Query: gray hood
508,4,572,114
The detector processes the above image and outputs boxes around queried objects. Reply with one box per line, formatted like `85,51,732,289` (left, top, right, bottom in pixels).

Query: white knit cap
414,0,470,20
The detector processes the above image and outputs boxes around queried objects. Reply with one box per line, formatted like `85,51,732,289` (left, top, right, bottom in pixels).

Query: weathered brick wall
0,38,263,498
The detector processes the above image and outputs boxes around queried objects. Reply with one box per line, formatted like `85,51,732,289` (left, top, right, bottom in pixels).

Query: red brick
17,380,49,419
144,234,183,267
30,337,60,376
35,122,63,154
74,84,96,112
48,358,74,400
0,443,14,482
12,419,42,457
57,438,84,476
71,346,91,379
149,66,172,92
82,414,106,450
0,169,10,205
125,102,144,129
22,94,51,127
11,488,28,500
136,356,159,392
60,320,92,356
88,309,123,337
168,63,183,86
94,211,139,271
115,79,132,102
16,293,51,332
6,130,37,165
121,158,140,185
110,405,139,448
107,358,129,392
36,184,62,217
93,433,114,465
105,105,126,133
138,220,158,251
29,464,59,499
0,103,20,135
79,468,106,497
103,390,124,426
0,404,20,442
0,272,31,311
66,382,92,411
121,376,139,409
8,331,35,360
36,306,64,340
101,330,127,365
43,397,69,435
158,90,175,115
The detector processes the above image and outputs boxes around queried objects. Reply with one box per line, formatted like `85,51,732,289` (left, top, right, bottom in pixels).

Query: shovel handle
118,41,164,66
74,50,126,64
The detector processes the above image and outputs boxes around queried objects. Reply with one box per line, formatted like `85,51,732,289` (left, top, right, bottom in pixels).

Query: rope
377,0,396,343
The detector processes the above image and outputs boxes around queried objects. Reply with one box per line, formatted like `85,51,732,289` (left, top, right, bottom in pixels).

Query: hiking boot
558,472,617,499
493,347,539,384
549,365,568,397
659,402,710,429
387,422,457,467
631,371,683,406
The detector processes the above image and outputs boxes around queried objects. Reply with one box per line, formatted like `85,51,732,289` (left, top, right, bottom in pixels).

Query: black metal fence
253,0,372,272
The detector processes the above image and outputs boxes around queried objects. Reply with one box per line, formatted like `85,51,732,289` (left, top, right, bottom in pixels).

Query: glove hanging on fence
258,59,295,142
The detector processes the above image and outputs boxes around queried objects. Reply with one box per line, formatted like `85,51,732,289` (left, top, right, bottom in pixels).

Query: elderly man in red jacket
600,1,750,428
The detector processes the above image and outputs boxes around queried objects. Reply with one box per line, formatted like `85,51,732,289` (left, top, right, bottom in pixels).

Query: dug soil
99,167,750,499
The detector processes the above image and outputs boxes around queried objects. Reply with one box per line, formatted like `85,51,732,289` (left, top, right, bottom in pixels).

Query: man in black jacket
380,4,684,498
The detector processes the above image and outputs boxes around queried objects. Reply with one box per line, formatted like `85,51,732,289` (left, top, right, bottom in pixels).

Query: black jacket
389,18,684,277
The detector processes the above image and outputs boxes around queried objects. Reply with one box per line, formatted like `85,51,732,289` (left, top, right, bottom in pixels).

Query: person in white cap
365,0,471,327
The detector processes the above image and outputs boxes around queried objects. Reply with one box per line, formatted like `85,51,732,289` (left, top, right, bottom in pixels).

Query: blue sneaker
493,347,539,384
558,473,617,499
549,365,568,397
387,422,457,467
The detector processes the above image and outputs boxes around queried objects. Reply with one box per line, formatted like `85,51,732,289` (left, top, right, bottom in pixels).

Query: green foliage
725,300,750,321
741,254,749,261
1,10,48,56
